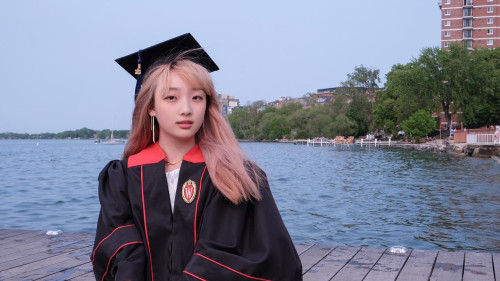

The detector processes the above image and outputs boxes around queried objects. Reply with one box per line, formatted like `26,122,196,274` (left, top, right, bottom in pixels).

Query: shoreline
240,138,500,159
393,139,500,159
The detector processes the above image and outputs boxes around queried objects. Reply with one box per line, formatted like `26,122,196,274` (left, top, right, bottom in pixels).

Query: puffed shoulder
98,159,128,182
97,159,131,209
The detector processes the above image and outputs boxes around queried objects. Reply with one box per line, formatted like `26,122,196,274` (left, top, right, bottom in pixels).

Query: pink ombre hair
123,59,264,203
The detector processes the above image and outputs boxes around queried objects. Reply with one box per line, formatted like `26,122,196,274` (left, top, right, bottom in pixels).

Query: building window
464,30,472,38
463,19,472,27
488,28,494,35
445,31,451,37
487,39,494,45
488,18,494,24
487,7,494,13
445,9,451,15
444,41,450,48
445,20,451,26
464,40,473,49
464,8,472,16
464,0,473,5
444,0,451,4
487,0,493,2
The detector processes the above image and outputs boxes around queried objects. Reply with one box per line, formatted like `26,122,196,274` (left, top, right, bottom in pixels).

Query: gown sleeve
91,160,146,281
182,174,303,281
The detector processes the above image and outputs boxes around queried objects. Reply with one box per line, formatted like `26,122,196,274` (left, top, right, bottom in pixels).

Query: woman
91,34,302,281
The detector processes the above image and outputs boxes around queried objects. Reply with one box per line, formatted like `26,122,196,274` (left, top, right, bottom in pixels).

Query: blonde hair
123,59,264,203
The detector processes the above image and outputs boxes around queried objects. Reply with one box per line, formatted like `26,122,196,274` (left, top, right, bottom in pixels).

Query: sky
0,1,441,134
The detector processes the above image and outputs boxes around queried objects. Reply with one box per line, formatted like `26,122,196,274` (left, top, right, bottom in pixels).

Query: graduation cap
115,33,219,101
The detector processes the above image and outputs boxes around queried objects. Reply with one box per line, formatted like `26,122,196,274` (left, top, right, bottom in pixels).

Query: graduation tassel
134,50,143,101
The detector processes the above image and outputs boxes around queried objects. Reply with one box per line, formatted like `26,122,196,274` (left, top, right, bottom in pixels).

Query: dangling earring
151,116,156,143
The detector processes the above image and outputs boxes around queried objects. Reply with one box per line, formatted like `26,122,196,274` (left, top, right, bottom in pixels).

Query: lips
177,120,193,129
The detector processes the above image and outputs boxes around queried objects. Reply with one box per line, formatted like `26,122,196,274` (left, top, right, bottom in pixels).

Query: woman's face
150,70,207,146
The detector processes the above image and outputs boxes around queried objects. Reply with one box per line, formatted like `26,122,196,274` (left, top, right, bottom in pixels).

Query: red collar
128,142,205,168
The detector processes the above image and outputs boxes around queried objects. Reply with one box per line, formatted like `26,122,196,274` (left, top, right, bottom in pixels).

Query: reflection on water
0,140,499,251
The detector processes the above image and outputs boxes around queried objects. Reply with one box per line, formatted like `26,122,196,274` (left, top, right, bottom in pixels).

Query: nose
179,97,192,115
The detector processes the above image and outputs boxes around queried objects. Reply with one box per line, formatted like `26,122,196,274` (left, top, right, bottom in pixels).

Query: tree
346,65,381,92
340,65,380,136
420,45,472,131
460,47,500,127
331,114,358,137
401,110,436,140
381,45,485,132
373,90,398,136
382,63,436,124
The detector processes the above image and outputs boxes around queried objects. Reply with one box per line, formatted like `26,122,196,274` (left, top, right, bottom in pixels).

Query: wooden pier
0,229,498,280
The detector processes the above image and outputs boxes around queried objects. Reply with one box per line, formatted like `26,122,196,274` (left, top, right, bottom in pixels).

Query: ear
149,109,156,117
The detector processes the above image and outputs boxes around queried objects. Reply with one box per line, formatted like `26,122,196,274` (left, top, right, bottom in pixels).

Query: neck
158,137,196,165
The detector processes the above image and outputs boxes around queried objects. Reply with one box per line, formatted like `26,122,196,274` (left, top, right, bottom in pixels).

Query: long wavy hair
123,58,264,203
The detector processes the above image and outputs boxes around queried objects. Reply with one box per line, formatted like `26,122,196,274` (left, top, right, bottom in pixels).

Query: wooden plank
69,271,96,280
7,246,92,280
396,249,438,281
463,252,494,281
0,234,67,259
0,247,88,280
429,251,464,281
37,262,94,281
493,253,500,281
363,248,411,281
0,230,46,249
2,230,500,280
0,233,92,270
300,244,335,274
331,246,386,281
0,229,32,240
295,243,313,255
303,246,360,281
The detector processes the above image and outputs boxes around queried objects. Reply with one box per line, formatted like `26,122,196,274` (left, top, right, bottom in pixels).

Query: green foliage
380,44,500,131
340,65,379,136
346,65,381,91
373,90,398,135
401,110,436,139
227,102,263,140
331,114,358,137
0,128,129,139
460,47,500,127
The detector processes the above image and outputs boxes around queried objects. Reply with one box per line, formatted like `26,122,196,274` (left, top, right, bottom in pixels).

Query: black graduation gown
91,143,302,281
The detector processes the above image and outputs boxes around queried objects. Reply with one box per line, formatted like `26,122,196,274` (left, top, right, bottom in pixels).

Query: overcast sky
0,1,441,133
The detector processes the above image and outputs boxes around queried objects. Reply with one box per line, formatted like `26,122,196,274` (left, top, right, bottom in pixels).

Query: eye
164,95,176,101
193,95,205,101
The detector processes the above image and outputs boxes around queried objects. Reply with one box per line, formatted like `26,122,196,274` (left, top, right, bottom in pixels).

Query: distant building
440,0,500,49
315,87,380,103
267,97,307,109
317,87,339,94
218,94,240,116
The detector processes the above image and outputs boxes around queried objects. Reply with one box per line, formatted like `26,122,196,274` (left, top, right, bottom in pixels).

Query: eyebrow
167,87,204,92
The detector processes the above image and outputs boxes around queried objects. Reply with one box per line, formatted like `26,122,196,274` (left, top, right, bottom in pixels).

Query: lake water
1,140,499,252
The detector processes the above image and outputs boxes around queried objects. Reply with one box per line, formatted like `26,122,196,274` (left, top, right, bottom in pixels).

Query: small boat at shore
102,139,126,145
101,131,126,145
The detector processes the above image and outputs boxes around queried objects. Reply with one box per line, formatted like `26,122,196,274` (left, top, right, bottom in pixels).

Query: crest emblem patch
182,179,197,204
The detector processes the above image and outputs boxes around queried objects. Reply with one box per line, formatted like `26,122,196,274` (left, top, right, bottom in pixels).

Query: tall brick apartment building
440,0,500,49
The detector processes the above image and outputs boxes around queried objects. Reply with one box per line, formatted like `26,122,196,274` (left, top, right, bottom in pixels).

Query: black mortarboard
115,33,219,101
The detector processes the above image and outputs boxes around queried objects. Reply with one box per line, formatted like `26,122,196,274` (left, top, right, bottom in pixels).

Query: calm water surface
1,140,499,252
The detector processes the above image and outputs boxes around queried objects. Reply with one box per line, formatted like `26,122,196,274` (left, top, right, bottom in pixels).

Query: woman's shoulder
98,158,128,180
128,143,165,167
